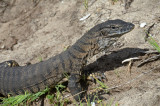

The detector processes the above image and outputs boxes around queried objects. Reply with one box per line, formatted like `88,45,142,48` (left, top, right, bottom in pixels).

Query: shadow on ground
84,48,148,73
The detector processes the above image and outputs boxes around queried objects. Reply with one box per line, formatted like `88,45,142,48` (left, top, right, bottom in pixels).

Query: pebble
79,14,91,21
140,22,146,28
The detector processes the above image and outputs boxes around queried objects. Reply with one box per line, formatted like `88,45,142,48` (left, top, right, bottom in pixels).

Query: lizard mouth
122,23,135,33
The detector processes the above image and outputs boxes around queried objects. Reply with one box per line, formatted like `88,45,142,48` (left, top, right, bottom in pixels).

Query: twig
145,23,155,41
122,57,140,64
137,54,160,67
128,60,133,75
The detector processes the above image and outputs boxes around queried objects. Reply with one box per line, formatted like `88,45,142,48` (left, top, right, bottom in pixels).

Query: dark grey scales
0,19,134,101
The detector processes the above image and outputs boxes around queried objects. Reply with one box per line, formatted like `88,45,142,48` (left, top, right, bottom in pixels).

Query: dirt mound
0,0,160,105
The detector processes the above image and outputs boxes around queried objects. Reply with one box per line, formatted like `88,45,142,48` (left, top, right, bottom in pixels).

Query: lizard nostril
130,23,135,29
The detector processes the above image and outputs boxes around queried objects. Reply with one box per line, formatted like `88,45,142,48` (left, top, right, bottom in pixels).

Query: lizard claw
87,72,107,83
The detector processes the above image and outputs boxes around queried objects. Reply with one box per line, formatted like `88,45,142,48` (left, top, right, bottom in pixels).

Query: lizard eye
110,25,116,29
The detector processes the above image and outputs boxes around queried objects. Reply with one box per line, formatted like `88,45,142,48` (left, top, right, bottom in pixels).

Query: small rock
79,14,91,21
91,102,95,106
140,22,146,28
1,45,5,49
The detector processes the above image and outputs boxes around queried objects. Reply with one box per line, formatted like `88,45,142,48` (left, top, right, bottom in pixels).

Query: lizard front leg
68,73,83,101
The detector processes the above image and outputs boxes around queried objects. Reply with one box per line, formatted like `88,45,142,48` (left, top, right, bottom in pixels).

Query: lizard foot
68,73,84,101
0,60,19,68
87,71,107,83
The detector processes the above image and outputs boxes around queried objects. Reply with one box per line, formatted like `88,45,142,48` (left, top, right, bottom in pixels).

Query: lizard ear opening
100,28,109,36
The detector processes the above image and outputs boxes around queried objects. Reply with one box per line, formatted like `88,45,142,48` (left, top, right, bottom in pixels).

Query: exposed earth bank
0,0,160,105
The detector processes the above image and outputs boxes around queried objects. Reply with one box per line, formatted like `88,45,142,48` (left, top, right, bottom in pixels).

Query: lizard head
99,19,135,37
92,19,134,52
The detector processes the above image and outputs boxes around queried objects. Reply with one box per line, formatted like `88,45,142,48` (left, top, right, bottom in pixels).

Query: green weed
115,102,120,106
84,0,88,10
39,57,43,62
114,69,120,77
93,75,108,90
47,84,68,105
64,45,70,51
146,34,160,53
1,87,50,106
0,84,68,106
112,0,118,2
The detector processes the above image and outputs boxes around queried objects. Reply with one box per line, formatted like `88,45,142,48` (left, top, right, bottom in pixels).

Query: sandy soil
0,0,160,105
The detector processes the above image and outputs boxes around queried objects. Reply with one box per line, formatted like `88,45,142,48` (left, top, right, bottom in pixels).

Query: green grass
46,84,69,105
63,45,70,51
39,57,43,62
1,87,50,106
84,0,88,10
114,69,120,77
115,102,120,106
146,34,160,53
0,84,68,106
93,76,108,90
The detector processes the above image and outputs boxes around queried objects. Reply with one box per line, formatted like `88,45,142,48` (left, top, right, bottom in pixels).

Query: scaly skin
0,19,134,100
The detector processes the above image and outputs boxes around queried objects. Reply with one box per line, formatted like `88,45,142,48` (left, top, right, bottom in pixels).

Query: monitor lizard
0,19,134,101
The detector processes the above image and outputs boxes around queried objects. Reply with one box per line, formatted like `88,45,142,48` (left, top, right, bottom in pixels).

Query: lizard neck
67,32,120,66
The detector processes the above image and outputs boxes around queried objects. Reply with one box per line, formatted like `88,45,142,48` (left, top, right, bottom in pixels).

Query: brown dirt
0,0,160,105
